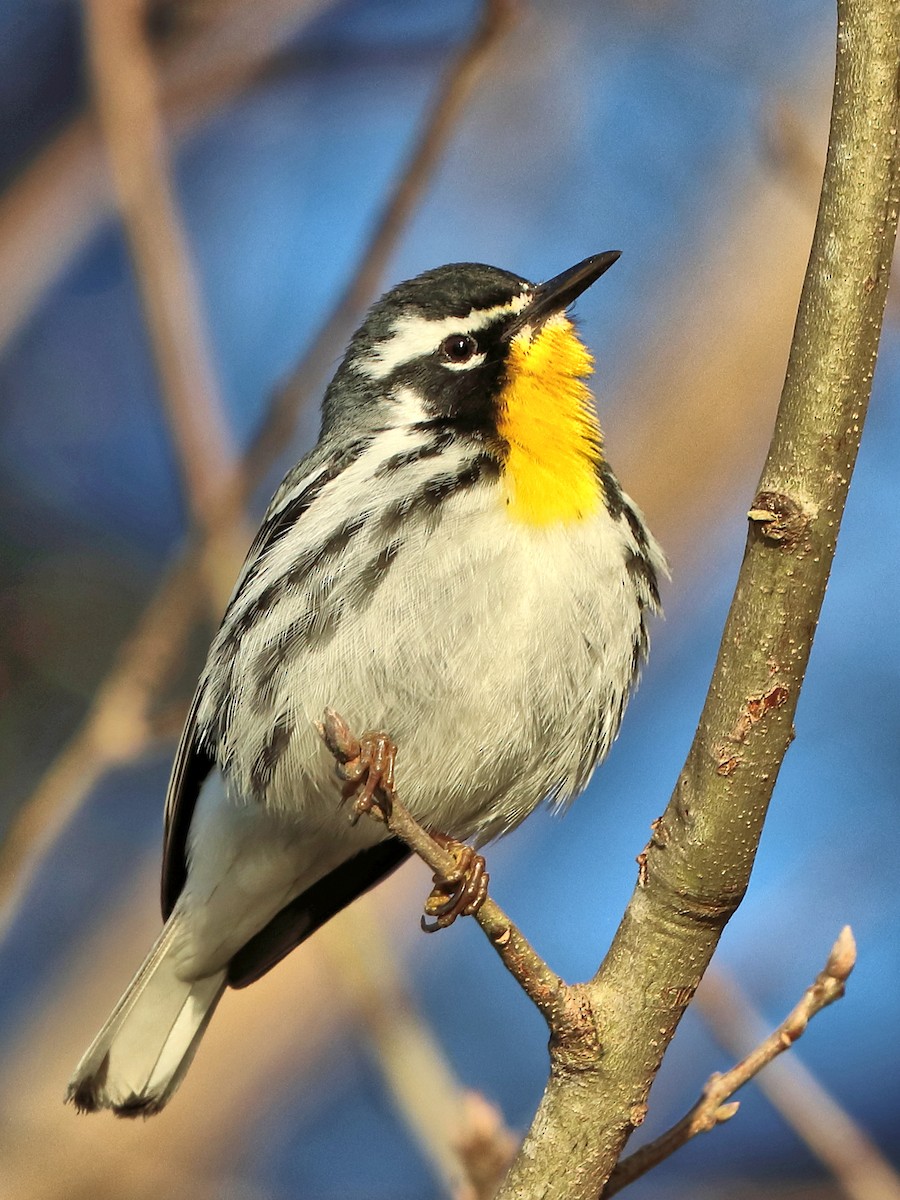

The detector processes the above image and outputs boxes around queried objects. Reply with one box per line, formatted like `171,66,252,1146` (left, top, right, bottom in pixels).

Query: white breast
214,474,657,846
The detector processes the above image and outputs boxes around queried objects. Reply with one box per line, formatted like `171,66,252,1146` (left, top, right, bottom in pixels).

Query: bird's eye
440,334,478,364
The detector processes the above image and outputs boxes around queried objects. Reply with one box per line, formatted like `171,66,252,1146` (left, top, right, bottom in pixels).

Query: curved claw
323,726,398,825
420,841,489,933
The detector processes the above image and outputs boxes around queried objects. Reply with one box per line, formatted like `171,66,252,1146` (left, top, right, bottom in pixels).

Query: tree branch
694,959,900,1200
494,3,900,1195
318,709,564,1025
603,927,857,1197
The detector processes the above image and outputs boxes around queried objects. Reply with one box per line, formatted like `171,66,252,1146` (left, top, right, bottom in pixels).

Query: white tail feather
66,917,226,1117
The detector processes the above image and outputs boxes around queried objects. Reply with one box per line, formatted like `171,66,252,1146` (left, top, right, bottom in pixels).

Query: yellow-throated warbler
68,252,665,1116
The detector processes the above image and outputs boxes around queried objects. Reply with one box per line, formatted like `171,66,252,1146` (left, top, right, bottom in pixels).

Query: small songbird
67,252,665,1116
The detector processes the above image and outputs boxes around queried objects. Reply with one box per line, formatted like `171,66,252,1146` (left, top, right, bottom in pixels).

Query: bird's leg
318,708,488,931
421,832,490,932
317,707,396,825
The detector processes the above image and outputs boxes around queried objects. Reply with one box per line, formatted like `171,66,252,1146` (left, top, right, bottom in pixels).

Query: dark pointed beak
507,250,621,338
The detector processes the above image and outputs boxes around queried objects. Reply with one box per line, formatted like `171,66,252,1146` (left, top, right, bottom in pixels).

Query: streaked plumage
68,255,665,1116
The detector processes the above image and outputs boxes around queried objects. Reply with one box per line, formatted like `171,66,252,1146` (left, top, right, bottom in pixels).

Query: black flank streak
249,715,294,802
621,498,650,553
375,429,454,475
356,539,403,593
631,626,649,679
597,463,625,520
234,510,371,656
251,613,314,700
379,453,499,538
286,512,370,587
311,600,344,645
236,437,373,601
625,548,661,610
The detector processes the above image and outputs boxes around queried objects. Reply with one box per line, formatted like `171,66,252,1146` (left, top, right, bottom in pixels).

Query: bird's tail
66,916,226,1117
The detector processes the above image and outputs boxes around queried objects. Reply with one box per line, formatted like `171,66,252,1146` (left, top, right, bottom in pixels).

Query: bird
67,251,665,1117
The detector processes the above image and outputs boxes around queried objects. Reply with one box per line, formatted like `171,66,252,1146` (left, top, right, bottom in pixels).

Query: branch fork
320,708,863,1195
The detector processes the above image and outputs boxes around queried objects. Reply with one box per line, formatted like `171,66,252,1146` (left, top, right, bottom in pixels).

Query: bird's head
324,252,621,525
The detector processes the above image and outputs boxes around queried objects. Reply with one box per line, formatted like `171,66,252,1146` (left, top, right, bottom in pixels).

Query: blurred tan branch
84,0,246,610
603,928,861,1197
328,900,518,1199
0,0,334,352
693,954,900,1200
0,559,200,940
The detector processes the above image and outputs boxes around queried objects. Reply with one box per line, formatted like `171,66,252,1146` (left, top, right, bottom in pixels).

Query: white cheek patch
387,385,431,424
359,292,531,380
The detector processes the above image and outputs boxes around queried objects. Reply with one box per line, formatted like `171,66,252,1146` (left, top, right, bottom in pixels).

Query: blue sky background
1,1,897,1197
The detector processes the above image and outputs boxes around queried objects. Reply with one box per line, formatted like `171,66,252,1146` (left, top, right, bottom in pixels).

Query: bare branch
694,947,900,1200
603,928,858,1197
317,709,564,1024
496,2,900,1194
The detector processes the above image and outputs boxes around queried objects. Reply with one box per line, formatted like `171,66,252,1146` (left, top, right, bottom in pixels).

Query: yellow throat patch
497,317,603,525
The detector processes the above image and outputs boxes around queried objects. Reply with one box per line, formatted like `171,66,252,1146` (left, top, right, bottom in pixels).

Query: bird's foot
317,708,397,825
421,833,489,932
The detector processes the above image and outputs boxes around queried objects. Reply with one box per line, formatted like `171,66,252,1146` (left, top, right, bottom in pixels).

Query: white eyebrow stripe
358,292,531,380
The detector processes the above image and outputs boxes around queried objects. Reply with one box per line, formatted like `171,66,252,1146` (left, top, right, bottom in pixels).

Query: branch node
747,490,811,547
549,984,603,1071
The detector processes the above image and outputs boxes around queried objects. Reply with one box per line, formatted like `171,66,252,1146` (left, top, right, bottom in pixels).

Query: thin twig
603,928,857,1197
0,0,513,938
694,952,900,1200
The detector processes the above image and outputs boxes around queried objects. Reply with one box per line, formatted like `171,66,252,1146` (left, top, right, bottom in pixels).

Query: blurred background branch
84,0,246,608
0,0,336,352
